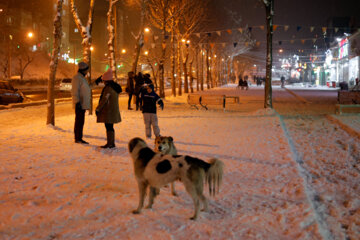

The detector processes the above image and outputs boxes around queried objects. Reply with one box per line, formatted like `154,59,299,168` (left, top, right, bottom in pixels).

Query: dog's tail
206,158,224,196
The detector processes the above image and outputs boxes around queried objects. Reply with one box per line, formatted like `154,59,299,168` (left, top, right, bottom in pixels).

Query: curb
326,114,360,140
284,88,311,104
0,94,102,110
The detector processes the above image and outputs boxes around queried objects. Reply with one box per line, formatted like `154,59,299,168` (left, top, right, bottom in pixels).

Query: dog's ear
169,136,173,142
128,138,144,153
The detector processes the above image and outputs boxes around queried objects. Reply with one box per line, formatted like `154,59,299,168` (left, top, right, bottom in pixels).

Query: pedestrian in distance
281,76,285,88
350,78,360,91
244,75,249,90
71,61,91,144
140,83,164,139
126,71,135,110
134,72,144,111
95,68,122,149
238,75,244,89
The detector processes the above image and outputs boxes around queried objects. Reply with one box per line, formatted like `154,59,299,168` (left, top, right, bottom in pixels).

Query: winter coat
71,72,91,110
126,76,135,94
134,76,144,95
141,87,164,114
96,81,122,123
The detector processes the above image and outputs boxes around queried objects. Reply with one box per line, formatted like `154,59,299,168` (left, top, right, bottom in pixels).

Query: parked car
59,78,72,91
0,80,24,105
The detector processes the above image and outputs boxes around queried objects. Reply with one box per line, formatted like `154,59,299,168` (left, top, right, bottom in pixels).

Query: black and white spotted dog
128,137,224,220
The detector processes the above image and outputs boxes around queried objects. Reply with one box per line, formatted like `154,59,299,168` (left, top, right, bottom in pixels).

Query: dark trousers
135,94,142,110
105,123,114,132
128,93,133,108
74,103,86,141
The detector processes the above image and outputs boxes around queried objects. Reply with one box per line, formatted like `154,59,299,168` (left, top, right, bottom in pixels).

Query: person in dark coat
238,75,244,89
281,76,285,88
141,84,164,139
126,71,135,110
95,68,122,148
134,72,144,111
143,73,153,85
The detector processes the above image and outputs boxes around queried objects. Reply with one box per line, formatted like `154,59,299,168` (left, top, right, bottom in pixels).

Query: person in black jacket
140,84,164,139
126,71,135,110
134,72,144,111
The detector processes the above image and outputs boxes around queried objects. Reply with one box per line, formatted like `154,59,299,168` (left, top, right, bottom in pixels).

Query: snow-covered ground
0,85,359,239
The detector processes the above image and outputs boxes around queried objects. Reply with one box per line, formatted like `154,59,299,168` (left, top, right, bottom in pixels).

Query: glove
160,103,164,110
95,75,102,85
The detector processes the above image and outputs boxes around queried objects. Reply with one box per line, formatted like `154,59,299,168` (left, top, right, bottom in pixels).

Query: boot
101,130,115,148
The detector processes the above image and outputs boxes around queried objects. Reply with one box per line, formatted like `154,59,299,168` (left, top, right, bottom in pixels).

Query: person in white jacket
71,61,91,144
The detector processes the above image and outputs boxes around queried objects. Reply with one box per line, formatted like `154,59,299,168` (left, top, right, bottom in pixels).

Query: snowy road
0,85,359,240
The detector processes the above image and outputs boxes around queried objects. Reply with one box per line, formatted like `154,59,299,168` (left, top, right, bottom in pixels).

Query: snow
0,85,359,239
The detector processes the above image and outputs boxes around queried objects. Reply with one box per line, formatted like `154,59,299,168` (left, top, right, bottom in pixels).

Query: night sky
207,0,360,64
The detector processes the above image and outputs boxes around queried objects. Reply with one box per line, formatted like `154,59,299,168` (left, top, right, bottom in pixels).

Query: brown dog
154,136,178,196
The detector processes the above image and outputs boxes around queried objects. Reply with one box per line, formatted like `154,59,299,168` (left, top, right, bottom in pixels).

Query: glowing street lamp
121,49,126,54
144,50,149,55
144,28,150,33
90,46,94,51
27,32,34,38
181,39,186,43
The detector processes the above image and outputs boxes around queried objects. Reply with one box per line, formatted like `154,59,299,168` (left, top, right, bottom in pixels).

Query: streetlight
144,50,149,55
144,28,150,33
27,32,34,38
90,46,94,51
121,48,126,54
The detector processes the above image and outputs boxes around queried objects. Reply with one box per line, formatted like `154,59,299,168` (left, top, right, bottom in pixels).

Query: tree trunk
132,1,146,73
189,58,193,93
200,49,204,90
183,50,189,93
107,0,118,81
177,40,182,96
159,28,166,98
264,0,273,108
47,0,63,125
171,28,176,96
206,45,210,89
196,48,199,91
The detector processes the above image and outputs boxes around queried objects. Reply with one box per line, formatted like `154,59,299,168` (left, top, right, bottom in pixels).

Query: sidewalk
0,87,358,239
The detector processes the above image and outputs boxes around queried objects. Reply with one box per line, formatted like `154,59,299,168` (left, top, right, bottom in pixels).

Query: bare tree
17,51,35,81
47,0,64,125
107,0,119,80
70,0,95,113
178,0,207,93
0,51,9,79
263,0,273,108
124,0,149,73
147,0,174,98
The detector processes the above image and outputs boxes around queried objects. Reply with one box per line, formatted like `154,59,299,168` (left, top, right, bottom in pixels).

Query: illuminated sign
338,38,348,59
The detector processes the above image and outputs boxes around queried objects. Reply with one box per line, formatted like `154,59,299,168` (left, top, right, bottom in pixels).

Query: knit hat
102,68,113,81
78,61,89,71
